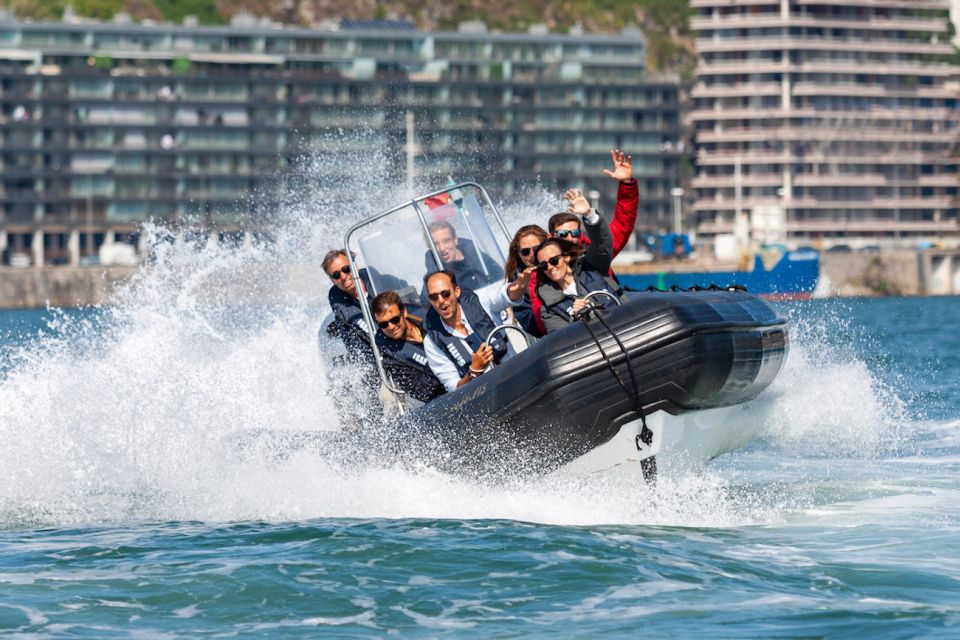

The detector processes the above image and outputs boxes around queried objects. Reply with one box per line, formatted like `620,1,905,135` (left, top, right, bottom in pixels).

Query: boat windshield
346,184,510,308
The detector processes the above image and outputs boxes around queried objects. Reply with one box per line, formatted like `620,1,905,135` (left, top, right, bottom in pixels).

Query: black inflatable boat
396,288,786,476
328,184,788,479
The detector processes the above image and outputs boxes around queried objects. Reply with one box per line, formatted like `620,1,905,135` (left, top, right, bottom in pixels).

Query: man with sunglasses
546,149,638,254
371,290,445,403
322,249,409,360
322,249,374,363
421,269,530,392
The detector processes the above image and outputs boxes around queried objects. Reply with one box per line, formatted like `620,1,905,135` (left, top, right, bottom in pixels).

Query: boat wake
0,169,926,531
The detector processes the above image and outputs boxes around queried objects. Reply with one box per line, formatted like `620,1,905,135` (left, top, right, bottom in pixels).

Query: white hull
552,399,773,479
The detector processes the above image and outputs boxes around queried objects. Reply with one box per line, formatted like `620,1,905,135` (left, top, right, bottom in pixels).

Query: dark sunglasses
428,289,454,302
519,247,537,257
555,229,582,240
377,314,402,329
537,255,565,271
327,264,351,281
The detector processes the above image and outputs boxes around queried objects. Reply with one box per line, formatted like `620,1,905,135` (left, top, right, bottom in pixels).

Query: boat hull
398,290,787,478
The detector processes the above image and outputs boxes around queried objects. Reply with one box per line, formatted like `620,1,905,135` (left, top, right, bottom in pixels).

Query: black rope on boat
577,306,657,483
592,313,654,448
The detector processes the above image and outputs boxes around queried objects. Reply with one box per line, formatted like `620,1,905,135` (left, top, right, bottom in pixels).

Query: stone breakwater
0,266,138,309
0,264,330,309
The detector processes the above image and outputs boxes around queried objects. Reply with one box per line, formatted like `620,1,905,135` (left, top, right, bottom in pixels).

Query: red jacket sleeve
527,269,547,337
609,178,639,257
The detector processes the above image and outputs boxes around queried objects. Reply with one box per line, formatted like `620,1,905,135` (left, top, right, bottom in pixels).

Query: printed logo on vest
412,352,428,366
446,343,466,367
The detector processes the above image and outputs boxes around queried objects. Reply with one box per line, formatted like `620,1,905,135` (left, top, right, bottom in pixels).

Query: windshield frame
343,182,511,412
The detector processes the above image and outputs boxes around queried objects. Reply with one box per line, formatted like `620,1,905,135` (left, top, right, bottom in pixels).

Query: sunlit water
1,181,958,635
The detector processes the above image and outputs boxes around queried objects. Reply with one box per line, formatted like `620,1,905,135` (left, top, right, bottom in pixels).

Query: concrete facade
690,0,960,246
0,16,687,268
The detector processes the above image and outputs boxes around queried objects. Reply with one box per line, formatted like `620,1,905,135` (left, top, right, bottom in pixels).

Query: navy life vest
423,288,508,378
375,317,445,403
327,284,374,363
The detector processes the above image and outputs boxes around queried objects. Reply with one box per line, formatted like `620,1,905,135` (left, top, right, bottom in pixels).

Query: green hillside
1,0,694,73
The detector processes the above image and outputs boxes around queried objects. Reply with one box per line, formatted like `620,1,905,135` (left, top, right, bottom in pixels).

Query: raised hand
506,265,535,301
602,149,633,182
563,188,592,216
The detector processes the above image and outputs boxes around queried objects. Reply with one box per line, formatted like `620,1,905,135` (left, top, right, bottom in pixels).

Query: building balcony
792,0,948,11
795,174,908,187
690,105,958,122
696,218,959,235
691,15,948,33
691,0,780,8
693,0,947,9
692,174,783,188
692,173,935,189
696,150,954,166
917,174,959,187
696,36,953,56
696,126,952,144
692,195,954,212
691,82,782,98
790,82,958,100
697,60,955,77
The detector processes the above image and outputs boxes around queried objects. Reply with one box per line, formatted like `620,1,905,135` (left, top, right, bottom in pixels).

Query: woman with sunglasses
533,189,623,334
371,290,445,403
504,225,548,337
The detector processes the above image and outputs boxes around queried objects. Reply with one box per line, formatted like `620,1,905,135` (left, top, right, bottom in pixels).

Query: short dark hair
423,269,457,288
548,213,580,234
371,290,404,316
321,249,347,273
428,220,457,237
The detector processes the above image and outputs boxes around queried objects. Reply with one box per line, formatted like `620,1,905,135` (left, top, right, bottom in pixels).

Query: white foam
0,161,932,531
760,306,909,456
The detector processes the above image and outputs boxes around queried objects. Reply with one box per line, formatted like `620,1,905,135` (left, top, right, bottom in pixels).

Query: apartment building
0,15,685,266
690,0,959,246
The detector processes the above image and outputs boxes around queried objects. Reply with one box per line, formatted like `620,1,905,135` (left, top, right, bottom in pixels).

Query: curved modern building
690,0,959,246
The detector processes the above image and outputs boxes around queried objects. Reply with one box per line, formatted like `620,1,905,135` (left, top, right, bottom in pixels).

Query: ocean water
1,206,959,636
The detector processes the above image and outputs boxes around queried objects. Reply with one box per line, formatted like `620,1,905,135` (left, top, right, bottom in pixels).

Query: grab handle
584,290,621,306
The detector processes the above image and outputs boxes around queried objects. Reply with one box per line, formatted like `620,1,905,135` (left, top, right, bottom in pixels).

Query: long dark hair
505,224,548,280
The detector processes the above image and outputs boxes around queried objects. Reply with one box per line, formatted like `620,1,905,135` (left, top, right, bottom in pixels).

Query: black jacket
535,213,623,333
425,237,504,290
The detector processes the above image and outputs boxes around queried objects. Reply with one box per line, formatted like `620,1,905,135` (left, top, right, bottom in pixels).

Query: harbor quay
1,248,958,309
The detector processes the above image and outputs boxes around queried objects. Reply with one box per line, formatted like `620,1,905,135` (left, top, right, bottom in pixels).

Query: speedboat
323,183,788,482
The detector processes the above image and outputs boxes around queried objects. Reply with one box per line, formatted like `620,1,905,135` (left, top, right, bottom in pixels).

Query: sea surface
1,291,959,637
